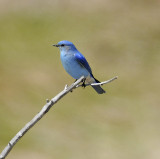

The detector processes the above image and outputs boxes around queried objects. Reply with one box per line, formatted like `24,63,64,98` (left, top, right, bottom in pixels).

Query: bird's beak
52,44,59,47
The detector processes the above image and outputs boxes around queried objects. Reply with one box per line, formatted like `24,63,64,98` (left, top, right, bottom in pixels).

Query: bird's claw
82,83,86,88
82,78,86,88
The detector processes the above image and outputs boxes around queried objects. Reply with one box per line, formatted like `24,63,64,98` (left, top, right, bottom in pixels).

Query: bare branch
77,76,118,87
0,75,117,159
0,76,84,159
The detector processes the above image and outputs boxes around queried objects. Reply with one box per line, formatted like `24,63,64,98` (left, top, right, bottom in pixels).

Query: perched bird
53,40,105,94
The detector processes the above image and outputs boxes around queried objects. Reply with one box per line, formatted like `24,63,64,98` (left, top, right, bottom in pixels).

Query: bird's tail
91,85,106,94
90,77,106,94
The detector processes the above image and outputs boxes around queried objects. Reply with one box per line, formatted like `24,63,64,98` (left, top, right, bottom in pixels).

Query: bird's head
53,40,77,52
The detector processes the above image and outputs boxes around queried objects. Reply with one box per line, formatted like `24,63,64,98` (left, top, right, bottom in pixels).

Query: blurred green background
0,0,160,159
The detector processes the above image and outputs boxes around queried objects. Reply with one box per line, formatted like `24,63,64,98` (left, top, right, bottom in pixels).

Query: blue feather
74,52,92,75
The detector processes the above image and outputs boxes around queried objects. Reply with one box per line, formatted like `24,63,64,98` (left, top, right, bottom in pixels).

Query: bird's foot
82,78,86,88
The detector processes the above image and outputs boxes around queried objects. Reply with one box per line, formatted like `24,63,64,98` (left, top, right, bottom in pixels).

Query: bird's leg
82,78,86,88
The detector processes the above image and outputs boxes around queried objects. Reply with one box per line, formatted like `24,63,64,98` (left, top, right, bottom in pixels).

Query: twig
0,75,117,159
0,76,84,159
76,76,118,87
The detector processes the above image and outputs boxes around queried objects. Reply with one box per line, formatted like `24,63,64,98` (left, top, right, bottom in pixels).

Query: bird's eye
61,44,65,47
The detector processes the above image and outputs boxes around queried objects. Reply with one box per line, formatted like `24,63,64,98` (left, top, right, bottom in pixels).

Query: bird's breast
60,52,90,79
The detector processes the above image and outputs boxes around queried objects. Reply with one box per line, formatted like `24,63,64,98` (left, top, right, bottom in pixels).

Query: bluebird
53,40,105,94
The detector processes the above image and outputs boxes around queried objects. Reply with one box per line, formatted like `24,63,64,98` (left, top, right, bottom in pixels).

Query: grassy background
0,0,160,159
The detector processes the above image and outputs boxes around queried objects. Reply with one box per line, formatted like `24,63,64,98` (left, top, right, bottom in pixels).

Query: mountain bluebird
53,40,105,94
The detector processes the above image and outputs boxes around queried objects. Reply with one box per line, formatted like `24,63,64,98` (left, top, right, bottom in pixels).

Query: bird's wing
74,52,92,74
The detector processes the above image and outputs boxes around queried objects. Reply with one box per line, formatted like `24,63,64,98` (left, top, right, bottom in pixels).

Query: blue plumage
74,52,92,75
53,40,105,94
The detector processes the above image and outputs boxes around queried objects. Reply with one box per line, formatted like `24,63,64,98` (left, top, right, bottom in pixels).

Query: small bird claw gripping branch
76,76,118,88
0,76,117,159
